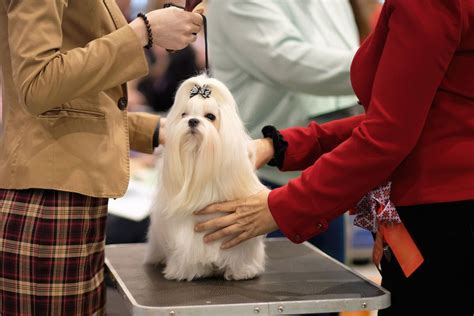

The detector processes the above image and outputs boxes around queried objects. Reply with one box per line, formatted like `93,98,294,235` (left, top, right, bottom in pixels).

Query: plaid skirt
0,189,108,316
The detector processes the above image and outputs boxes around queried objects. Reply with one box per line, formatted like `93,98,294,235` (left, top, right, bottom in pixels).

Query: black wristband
137,12,153,49
152,120,160,149
261,125,288,169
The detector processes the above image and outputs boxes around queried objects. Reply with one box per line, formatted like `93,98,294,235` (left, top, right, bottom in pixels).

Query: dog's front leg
223,238,266,280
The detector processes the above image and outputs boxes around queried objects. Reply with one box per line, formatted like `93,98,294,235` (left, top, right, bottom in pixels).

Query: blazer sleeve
279,114,365,172
210,1,356,96
268,0,463,243
6,0,148,115
127,112,160,154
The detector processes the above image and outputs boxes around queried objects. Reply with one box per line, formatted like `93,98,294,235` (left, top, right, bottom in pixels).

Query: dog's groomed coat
144,75,266,281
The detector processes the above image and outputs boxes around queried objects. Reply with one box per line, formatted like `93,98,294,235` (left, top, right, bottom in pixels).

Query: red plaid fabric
353,182,402,232
0,189,108,316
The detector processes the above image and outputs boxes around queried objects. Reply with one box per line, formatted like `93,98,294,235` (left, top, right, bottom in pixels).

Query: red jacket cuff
268,186,329,243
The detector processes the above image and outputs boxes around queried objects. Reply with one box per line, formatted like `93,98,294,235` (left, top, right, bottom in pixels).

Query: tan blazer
0,0,160,198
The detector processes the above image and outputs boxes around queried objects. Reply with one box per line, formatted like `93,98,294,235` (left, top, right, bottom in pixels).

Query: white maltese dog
144,75,266,281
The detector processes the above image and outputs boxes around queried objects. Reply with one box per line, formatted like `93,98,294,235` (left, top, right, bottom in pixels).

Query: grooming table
105,238,390,315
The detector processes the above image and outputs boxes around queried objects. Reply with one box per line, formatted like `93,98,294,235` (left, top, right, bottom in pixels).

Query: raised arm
7,1,201,115
7,0,147,114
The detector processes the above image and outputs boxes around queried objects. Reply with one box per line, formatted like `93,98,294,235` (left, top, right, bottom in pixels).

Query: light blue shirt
207,0,359,185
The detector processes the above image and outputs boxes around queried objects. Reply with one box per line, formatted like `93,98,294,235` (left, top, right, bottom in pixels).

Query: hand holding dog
194,189,278,249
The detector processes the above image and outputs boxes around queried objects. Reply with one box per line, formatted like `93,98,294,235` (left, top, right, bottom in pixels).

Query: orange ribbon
372,205,424,277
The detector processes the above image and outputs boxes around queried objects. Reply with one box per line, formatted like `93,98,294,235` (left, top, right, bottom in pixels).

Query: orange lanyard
373,204,424,277
352,182,424,277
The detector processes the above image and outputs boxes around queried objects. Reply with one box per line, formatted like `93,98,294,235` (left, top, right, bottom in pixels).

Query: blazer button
316,223,323,229
118,97,128,111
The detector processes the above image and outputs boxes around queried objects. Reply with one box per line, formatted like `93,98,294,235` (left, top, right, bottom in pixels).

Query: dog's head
163,75,252,192
167,84,220,149
166,75,244,148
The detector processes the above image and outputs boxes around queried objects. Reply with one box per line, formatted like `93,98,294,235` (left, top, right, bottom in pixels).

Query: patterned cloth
353,182,402,232
0,189,108,316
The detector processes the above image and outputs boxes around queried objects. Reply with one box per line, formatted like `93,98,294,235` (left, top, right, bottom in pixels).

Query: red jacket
268,0,474,243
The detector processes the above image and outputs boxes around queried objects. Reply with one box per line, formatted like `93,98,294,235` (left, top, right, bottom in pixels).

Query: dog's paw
224,266,263,281
163,270,183,281
163,266,199,281
163,261,215,281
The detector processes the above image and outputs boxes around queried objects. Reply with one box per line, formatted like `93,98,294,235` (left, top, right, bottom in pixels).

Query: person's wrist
129,17,148,47
253,138,274,169
136,12,153,49
261,138,274,163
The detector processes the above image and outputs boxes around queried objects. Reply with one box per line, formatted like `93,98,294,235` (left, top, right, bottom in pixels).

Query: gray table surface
105,238,390,315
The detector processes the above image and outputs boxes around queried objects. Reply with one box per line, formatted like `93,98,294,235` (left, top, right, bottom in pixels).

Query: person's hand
130,7,203,50
194,189,278,249
252,138,274,169
159,117,166,145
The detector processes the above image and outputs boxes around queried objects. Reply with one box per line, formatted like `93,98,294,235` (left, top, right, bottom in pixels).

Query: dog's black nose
188,118,200,128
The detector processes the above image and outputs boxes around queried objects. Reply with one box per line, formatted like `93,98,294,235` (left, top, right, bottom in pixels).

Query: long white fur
144,75,266,281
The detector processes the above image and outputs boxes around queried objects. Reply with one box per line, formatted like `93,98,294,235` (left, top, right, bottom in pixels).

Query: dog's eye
181,113,187,118
205,113,216,121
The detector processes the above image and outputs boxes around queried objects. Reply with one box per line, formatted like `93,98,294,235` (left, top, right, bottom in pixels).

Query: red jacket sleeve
268,0,462,243
280,115,365,172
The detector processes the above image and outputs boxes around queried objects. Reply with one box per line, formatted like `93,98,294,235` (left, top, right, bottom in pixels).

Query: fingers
188,33,198,43
221,232,249,249
189,23,201,34
203,224,242,243
146,7,202,50
201,224,251,249
190,12,203,26
194,199,240,215
179,13,201,46
195,213,237,232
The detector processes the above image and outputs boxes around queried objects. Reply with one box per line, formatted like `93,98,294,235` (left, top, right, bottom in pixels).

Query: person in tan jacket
0,1,202,315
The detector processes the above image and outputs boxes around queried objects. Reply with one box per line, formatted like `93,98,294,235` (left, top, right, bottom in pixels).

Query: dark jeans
378,200,474,316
